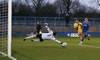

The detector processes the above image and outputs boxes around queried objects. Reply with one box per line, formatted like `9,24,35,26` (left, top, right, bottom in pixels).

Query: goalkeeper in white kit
24,23,67,47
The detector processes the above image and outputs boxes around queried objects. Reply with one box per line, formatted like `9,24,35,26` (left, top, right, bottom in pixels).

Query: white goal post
8,0,12,57
0,0,16,60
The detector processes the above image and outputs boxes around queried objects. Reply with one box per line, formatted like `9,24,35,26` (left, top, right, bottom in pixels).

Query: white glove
45,23,48,26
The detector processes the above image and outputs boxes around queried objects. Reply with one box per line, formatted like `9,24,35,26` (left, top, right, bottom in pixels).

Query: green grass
0,37,100,60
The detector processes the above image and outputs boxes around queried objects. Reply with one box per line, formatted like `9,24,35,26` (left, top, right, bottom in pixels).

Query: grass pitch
0,37,100,60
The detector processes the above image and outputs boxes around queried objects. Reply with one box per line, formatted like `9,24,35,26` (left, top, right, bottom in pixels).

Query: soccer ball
62,42,67,47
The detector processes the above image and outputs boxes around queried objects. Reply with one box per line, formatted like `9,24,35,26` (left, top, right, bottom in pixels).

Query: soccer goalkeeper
24,23,67,47
74,19,83,40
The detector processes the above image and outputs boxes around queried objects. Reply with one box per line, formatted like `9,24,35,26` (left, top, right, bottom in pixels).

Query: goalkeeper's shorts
36,34,44,42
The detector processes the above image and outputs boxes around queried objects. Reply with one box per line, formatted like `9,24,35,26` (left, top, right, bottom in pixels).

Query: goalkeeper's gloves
45,23,48,26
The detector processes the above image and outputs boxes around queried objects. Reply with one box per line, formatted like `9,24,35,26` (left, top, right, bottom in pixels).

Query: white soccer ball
62,42,67,47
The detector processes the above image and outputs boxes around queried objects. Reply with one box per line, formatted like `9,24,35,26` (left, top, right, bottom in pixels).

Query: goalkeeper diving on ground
24,23,67,47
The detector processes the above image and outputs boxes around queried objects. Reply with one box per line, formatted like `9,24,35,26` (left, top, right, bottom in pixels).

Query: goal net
0,0,8,56
0,0,16,60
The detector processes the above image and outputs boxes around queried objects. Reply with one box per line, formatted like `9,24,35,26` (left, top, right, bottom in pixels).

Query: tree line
12,0,100,18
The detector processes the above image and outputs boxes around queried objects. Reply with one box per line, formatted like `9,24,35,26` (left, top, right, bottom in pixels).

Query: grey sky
49,0,100,11
12,0,100,11
79,0,100,11
45,0,56,4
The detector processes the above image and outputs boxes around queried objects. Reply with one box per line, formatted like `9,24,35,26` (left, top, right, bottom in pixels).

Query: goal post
8,0,12,57
0,0,16,60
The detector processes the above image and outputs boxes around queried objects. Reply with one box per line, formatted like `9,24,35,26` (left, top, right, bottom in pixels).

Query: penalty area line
81,45,100,49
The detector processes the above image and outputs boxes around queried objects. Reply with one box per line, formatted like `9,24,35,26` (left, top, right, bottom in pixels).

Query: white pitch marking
81,45,100,49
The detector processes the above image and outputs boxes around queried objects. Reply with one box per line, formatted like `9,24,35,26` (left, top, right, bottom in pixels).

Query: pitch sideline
81,45,100,49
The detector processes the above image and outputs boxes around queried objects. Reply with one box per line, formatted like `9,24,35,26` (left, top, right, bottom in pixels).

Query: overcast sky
79,0,100,11
11,0,100,11
45,0,56,4
48,0,100,11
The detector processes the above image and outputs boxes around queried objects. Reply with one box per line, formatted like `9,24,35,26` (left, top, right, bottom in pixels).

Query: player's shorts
36,34,44,42
78,30,82,33
82,30,88,35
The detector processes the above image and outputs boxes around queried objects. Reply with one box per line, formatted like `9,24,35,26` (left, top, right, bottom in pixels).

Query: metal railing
12,16,100,36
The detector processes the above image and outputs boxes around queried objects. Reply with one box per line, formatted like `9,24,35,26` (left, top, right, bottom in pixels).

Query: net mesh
0,0,8,54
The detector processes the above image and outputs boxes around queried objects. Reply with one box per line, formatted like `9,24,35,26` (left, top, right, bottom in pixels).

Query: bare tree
55,0,64,16
55,0,80,16
62,0,72,14
55,0,74,25
30,0,44,16
24,0,45,16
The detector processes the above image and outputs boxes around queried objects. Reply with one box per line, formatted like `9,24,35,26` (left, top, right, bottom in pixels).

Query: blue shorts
82,30,88,35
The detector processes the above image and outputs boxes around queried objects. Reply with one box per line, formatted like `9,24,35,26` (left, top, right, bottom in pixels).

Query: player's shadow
33,45,66,49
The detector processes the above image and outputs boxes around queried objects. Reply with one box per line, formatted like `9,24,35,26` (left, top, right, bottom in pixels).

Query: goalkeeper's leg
31,39,44,42
24,35,37,41
31,39,40,42
31,34,44,42
32,39,63,44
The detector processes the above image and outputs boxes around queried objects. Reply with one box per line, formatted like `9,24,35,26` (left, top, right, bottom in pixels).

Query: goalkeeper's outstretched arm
45,23,53,33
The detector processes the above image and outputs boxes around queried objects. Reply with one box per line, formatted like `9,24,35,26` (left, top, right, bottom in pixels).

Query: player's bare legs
78,32,82,40
84,34,90,40
80,33,89,45
80,34,85,45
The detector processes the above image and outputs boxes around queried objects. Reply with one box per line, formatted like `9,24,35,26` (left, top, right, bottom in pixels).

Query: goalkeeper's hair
53,32,57,36
37,21,40,24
